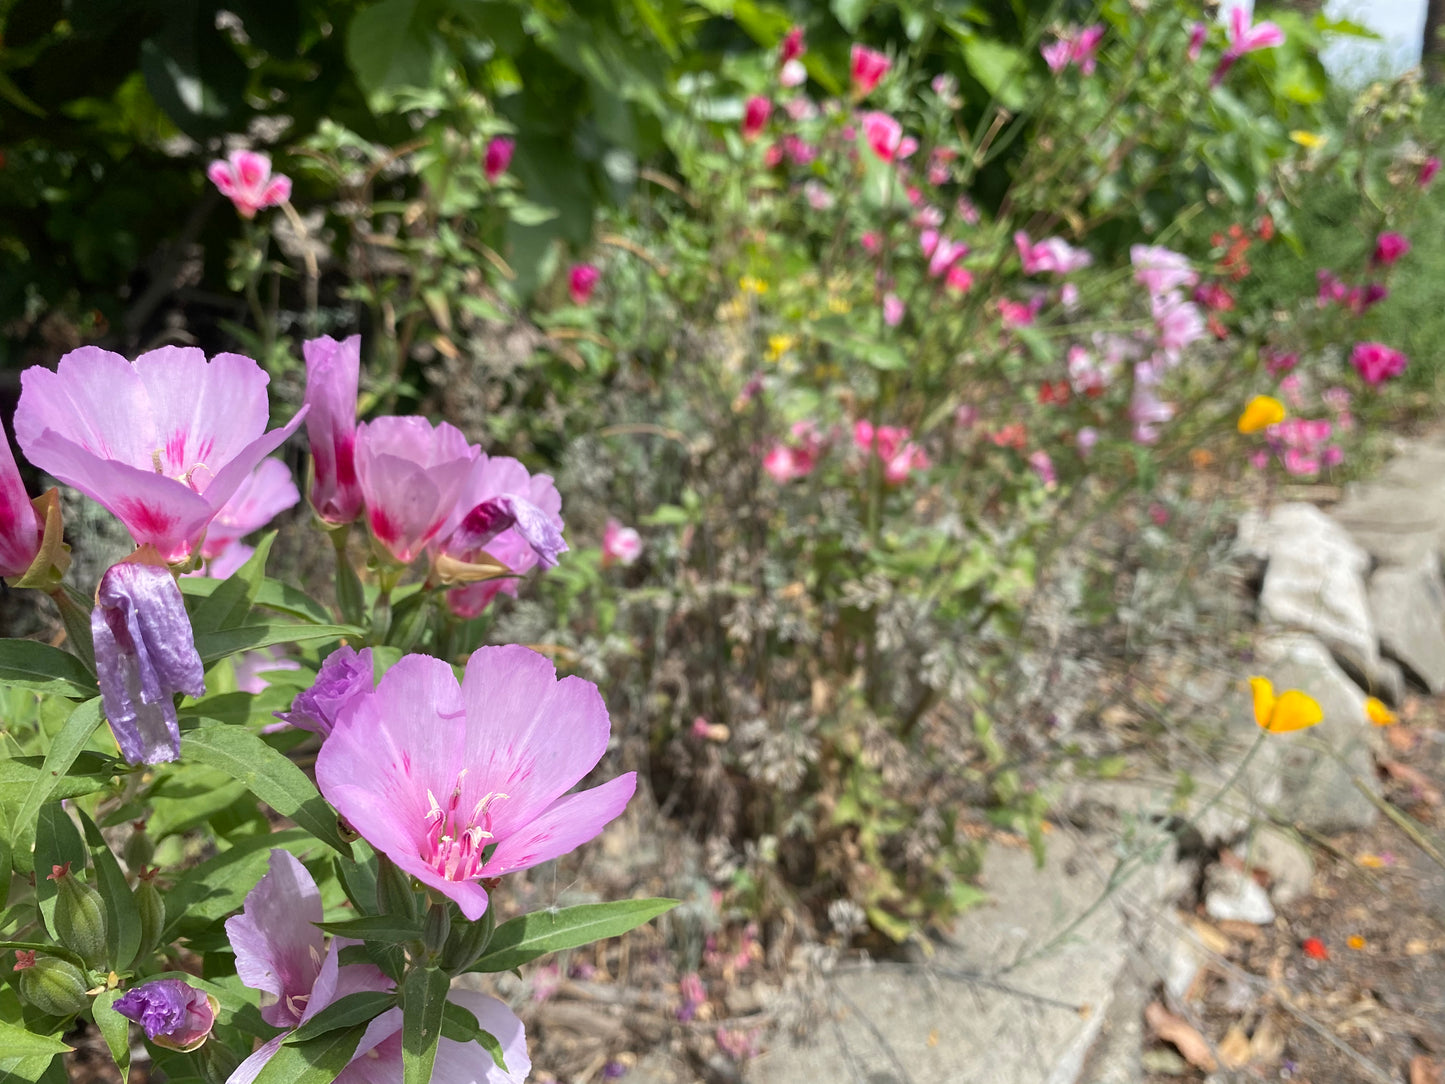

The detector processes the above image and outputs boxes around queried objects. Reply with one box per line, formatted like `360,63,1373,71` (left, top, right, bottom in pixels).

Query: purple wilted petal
274,646,374,738
302,336,363,525
316,647,634,922
436,454,565,574
449,496,567,569
92,561,205,765
114,979,216,1051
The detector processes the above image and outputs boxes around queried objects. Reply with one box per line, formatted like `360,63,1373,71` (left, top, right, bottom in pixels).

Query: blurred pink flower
803,179,834,210
1042,24,1105,74
1129,377,1174,444
200,458,298,560
743,96,772,141
945,265,974,294
678,972,707,1022
860,231,882,254
861,111,903,162
883,292,905,326
1262,348,1298,376
569,263,601,305
1028,450,1057,488
1076,427,1098,455
780,58,807,87
1372,231,1410,268
1015,231,1092,275
1212,7,1284,85
603,519,643,567
1151,292,1206,362
780,26,805,64
0,427,41,579
850,44,891,97
484,136,515,183
207,149,291,219
1420,156,1441,188
999,296,1043,327
1131,245,1197,296
1350,341,1407,386
1187,22,1208,62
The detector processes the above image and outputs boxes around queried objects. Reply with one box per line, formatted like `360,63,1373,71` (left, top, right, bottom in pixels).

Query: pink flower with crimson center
850,44,890,97
301,335,364,525
355,416,474,565
15,347,305,564
860,111,904,162
742,96,772,141
207,150,291,219
315,647,637,921
1372,231,1410,268
484,136,515,183
1350,341,1408,386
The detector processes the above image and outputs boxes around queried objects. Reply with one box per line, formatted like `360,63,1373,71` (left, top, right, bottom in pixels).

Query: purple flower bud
275,646,373,737
92,561,205,765
114,979,217,1052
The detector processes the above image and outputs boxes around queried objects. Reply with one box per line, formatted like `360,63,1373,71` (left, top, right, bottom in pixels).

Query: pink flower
860,231,882,254
1212,7,1284,85
202,541,254,580
1420,156,1441,188
1129,375,1174,444
315,647,637,921
301,335,364,525
1014,231,1092,274
945,265,974,294
780,26,805,64
1187,22,1208,62
855,421,927,483
232,648,300,697
1131,245,1197,296
603,519,643,567
15,346,306,563
1372,231,1410,267
861,111,903,162
569,263,601,305
783,134,817,165
484,136,515,183
331,995,530,1084
0,427,42,579
1042,25,1105,74
1262,348,1298,376
763,421,823,483
355,416,474,565
804,180,834,210
1041,38,1072,73
275,645,373,737
1067,345,1114,396
922,232,968,277
200,458,298,560
1350,341,1408,386
206,150,291,219
850,44,890,97
999,297,1043,327
1151,292,1206,362
780,58,808,87
743,96,773,141
1076,427,1098,455
883,292,905,326
1028,450,1057,487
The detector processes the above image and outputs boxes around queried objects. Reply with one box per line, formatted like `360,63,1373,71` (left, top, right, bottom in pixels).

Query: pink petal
132,348,271,482
479,773,636,878
207,161,238,196
204,458,299,555
259,175,292,207
233,150,270,190
16,346,158,467
431,991,532,1083
226,1035,285,1084
223,850,324,1028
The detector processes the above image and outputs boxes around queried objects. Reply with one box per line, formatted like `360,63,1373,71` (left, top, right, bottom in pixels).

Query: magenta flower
1372,231,1410,268
355,417,474,565
569,263,601,306
201,459,298,560
1187,22,1208,62
861,111,904,162
274,645,373,737
945,265,974,294
15,347,306,563
484,136,515,183
1042,25,1104,74
302,335,363,525
1212,7,1284,86
435,453,567,588
207,150,291,219
763,422,823,484
1151,292,1206,363
1131,245,1197,297
1041,38,1072,73
779,26,804,64
1015,232,1092,275
602,519,643,567
92,559,205,765
883,292,905,327
850,44,890,97
114,979,217,1052
1420,156,1441,188
1350,342,1408,386
742,96,772,141
315,648,637,921
0,427,41,579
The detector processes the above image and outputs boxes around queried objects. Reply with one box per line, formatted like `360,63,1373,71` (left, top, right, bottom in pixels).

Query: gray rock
1204,866,1275,925
1243,633,1379,833
1332,440,1445,566
1252,504,1382,686
1369,550,1445,693
1241,826,1314,907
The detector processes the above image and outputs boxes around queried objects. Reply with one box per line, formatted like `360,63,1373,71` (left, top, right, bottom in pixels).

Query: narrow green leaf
0,1020,71,1056
468,899,678,973
317,915,423,945
0,941,87,970
91,990,131,1083
10,699,104,873
440,1003,507,1072
194,624,362,664
0,1052,61,1084
180,726,350,855
400,965,449,1084
0,752,119,804
189,532,276,635
181,576,336,626
160,829,314,940
76,811,141,971
34,802,85,935
251,1024,368,1084
0,640,98,699
286,991,395,1043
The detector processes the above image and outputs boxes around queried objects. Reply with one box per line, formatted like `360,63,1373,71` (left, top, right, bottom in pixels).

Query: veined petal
133,349,272,479
16,347,157,467
225,1034,285,1084
478,772,636,878
224,850,325,1028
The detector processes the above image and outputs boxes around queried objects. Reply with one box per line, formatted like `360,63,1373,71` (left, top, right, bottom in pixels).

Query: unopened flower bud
423,900,451,956
133,873,166,962
123,822,154,871
440,904,496,973
375,854,417,924
49,863,108,970
114,979,217,1052
19,955,90,1016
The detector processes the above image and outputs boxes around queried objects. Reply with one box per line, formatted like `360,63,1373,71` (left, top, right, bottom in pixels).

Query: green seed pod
19,956,90,1017
133,876,166,962
440,904,496,973
51,866,108,970
122,824,154,872
375,855,418,924
422,901,451,957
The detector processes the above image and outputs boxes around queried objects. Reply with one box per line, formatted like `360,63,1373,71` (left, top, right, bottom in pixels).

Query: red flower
1301,937,1328,960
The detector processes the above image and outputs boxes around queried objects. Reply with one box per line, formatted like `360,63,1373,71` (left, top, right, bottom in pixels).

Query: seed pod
375,855,417,924
422,901,451,957
440,904,496,973
50,865,108,970
133,875,166,962
122,823,154,871
19,956,90,1017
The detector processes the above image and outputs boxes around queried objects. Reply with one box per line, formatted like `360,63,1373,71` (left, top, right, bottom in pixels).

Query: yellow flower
827,295,852,314
1290,130,1327,149
766,334,796,362
1364,696,1397,726
1249,676,1323,733
739,275,769,295
1238,395,1286,434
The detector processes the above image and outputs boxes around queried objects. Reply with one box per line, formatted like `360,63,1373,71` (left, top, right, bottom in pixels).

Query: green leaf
34,802,85,935
76,811,141,971
468,899,678,972
317,915,423,945
160,829,314,939
0,640,98,698
0,1021,71,1057
440,1003,507,1072
286,991,395,1043
12,698,105,871
194,623,362,664
401,965,449,1084
0,753,116,806
180,726,350,854
189,533,276,635
0,1053,60,1084
961,35,1026,111
251,1024,368,1084
180,576,336,626
91,990,131,1083
347,0,435,97
830,0,870,34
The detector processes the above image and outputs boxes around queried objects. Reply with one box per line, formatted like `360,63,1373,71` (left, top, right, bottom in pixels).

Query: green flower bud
376,855,418,924
18,955,90,1017
49,863,108,970
422,901,451,957
440,903,495,973
123,823,154,872
133,874,166,963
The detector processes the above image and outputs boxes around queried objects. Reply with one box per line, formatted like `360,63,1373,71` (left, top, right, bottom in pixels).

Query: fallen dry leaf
1412,1054,1443,1084
1146,1001,1217,1072
1216,919,1263,942
1381,759,1444,807
1186,915,1233,955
